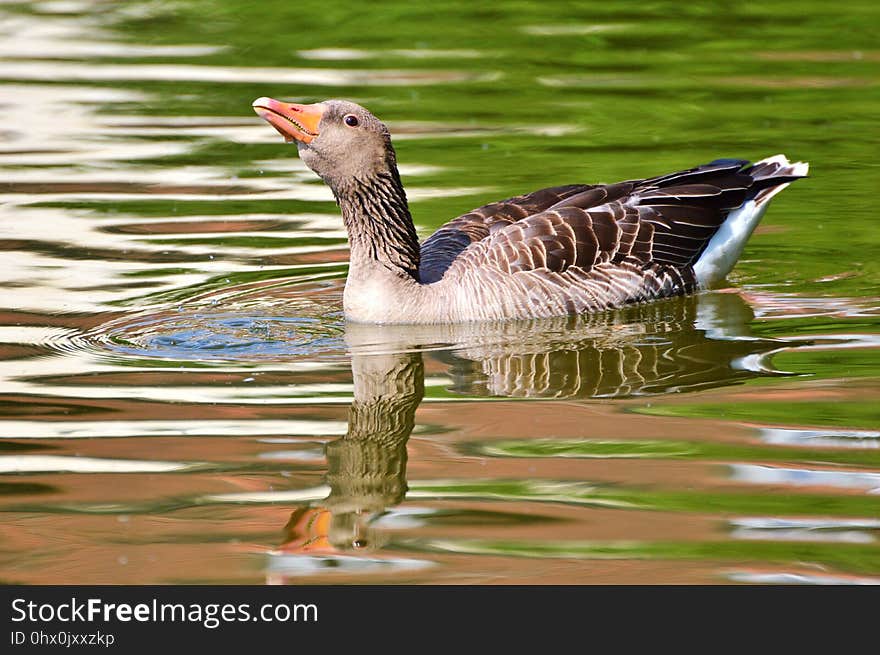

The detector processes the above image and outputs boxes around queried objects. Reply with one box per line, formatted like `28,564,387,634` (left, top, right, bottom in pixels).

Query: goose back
416,158,804,321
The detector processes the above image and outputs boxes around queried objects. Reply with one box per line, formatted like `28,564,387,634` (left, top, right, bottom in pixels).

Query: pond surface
1,0,879,584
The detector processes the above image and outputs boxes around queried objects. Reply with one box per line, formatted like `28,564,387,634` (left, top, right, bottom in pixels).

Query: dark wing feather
627,159,757,268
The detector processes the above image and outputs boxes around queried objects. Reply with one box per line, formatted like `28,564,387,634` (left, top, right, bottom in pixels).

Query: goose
252,97,808,324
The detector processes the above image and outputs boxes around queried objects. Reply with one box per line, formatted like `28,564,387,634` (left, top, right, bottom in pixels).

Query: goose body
253,97,808,324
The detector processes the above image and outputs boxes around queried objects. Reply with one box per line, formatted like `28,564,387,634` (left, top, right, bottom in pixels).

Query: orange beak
252,97,324,144
281,507,335,553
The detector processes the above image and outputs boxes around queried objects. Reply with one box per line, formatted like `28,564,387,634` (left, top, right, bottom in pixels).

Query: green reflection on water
638,400,880,430
408,480,880,518
770,348,880,379
472,438,880,468
411,538,880,575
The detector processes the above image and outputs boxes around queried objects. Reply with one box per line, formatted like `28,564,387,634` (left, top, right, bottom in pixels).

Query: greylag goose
252,97,808,324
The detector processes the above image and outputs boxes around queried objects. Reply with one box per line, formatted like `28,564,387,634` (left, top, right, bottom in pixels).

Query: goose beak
252,97,324,144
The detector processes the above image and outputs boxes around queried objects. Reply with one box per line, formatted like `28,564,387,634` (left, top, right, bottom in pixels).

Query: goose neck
335,171,421,281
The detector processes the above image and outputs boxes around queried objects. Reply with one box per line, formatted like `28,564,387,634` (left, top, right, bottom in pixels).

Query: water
1,0,879,584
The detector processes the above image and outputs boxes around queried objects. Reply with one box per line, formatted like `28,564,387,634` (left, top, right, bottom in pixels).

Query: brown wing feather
419,184,593,282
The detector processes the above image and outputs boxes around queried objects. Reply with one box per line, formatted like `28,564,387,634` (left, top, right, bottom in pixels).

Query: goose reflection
279,350,422,556
270,292,791,575
347,290,785,399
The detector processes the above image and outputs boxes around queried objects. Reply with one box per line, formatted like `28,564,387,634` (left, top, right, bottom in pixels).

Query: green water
0,0,878,584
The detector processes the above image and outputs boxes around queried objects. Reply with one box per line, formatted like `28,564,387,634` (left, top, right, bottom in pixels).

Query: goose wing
418,184,593,283
438,159,802,314
445,158,800,277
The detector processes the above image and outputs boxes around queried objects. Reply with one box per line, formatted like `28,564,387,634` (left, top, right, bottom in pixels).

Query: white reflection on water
745,291,880,320
760,427,880,449
0,455,192,473
0,12,226,59
297,48,483,60
0,84,166,166
730,517,880,544
265,553,434,580
520,24,626,36
203,486,331,504
729,464,880,492
727,570,880,585
0,419,347,439
258,449,326,462
0,61,498,86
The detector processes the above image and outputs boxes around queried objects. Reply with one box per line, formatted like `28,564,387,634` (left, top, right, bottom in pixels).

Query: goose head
252,97,398,189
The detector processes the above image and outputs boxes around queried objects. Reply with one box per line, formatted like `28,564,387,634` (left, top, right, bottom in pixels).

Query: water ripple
82,308,345,364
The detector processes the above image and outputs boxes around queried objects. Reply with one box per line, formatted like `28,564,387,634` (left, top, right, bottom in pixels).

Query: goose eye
343,114,360,127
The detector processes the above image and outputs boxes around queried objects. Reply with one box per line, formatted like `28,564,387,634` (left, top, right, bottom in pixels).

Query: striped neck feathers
334,169,421,282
